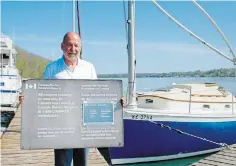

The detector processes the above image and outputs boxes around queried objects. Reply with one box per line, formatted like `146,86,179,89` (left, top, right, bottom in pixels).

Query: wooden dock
190,144,236,166
1,107,109,166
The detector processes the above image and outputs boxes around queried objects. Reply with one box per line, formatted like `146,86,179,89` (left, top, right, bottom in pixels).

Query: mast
72,0,76,32
127,0,137,109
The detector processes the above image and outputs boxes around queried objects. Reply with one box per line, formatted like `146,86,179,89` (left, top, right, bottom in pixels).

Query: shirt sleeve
43,65,51,79
91,64,97,79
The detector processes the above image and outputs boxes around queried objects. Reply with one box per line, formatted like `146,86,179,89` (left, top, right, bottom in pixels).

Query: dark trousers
54,148,89,166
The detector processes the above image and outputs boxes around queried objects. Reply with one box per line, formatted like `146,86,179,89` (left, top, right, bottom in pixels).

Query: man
46,32,96,166
19,32,125,166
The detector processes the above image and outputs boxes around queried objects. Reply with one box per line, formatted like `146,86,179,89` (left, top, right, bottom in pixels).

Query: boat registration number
131,114,152,120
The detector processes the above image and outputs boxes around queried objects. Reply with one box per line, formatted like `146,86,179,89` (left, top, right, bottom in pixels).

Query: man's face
61,35,81,62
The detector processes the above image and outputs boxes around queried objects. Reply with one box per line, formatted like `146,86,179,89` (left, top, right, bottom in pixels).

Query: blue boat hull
109,118,236,164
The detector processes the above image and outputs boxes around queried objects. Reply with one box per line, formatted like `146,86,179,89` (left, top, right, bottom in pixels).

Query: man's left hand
120,96,126,107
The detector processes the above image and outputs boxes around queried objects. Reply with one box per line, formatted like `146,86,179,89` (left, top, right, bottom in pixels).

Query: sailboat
107,0,236,165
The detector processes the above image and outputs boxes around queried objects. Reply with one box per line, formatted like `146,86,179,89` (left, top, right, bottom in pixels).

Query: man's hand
19,95,24,105
120,96,126,107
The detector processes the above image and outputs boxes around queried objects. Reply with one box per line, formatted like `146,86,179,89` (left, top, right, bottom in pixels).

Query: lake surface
111,77,236,95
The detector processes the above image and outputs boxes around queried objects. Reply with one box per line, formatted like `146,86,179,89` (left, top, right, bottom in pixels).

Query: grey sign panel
21,79,123,150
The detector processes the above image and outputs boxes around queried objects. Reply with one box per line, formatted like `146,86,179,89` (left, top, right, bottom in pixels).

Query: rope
149,120,230,148
151,0,234,64
192,0,236,60
77,1,83,59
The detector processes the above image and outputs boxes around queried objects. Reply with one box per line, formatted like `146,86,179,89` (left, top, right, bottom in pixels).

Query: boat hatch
225,105,231,109
145,99,153,103
203,104,210,109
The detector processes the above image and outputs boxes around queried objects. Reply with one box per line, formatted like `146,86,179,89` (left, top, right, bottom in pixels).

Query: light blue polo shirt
43,56,97,79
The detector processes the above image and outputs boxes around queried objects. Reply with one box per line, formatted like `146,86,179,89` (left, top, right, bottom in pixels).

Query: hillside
15,45,51,78
99,68,236,78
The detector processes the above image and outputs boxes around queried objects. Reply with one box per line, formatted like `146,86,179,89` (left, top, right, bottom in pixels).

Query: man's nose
71,45,76,52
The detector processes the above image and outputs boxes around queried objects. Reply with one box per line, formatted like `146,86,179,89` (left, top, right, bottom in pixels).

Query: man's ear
80,48,83,59
61,43,64,51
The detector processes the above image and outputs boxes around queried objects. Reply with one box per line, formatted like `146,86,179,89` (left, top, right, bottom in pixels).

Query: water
116,77,236,95
1,111,15,137
119,154,212,166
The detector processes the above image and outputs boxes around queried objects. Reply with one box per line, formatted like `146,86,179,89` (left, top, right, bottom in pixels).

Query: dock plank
212,154,236,161
1,107,109,166
205,156,236,165
190,144,236,166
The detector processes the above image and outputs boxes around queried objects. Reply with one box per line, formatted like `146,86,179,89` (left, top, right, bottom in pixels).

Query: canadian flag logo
25,83,37,89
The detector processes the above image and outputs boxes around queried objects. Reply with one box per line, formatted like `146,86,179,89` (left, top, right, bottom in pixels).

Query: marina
1,1,236,166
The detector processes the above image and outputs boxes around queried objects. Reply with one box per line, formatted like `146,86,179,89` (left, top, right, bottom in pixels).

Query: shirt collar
60,55,84,69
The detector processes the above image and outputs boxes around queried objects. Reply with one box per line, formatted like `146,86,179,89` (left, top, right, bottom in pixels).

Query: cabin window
0,54,9,59
225,105,230,109
182,90,188,93
145,99,153,103
203,105,210,109
0,42,7,47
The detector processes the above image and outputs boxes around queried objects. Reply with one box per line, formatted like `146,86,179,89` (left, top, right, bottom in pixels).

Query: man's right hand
19,95,24,105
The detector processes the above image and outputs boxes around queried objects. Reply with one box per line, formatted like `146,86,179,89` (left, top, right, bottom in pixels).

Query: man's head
61,32,81,62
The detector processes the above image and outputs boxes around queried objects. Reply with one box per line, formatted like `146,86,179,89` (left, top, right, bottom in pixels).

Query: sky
1,1,236,74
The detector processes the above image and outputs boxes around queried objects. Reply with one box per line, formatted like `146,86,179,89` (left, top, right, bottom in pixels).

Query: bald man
44,32,97,166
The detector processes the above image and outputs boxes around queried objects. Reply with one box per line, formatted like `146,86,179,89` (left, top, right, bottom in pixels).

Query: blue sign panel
83,102,114,125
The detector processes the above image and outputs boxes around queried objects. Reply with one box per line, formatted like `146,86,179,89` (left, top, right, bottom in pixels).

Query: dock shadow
98,148,112,165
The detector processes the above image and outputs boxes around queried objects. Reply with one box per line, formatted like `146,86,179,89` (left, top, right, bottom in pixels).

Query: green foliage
15,46,51,79
98,68,236,78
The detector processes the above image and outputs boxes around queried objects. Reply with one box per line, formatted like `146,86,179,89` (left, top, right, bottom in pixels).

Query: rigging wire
151,0,235,64
76,0,83,59
192,0,236,60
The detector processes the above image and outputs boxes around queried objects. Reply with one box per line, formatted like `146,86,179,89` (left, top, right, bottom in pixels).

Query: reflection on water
99,148,213,166
1,111,15,136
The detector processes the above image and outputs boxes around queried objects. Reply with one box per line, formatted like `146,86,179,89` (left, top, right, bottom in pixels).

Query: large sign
21,79,123,150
